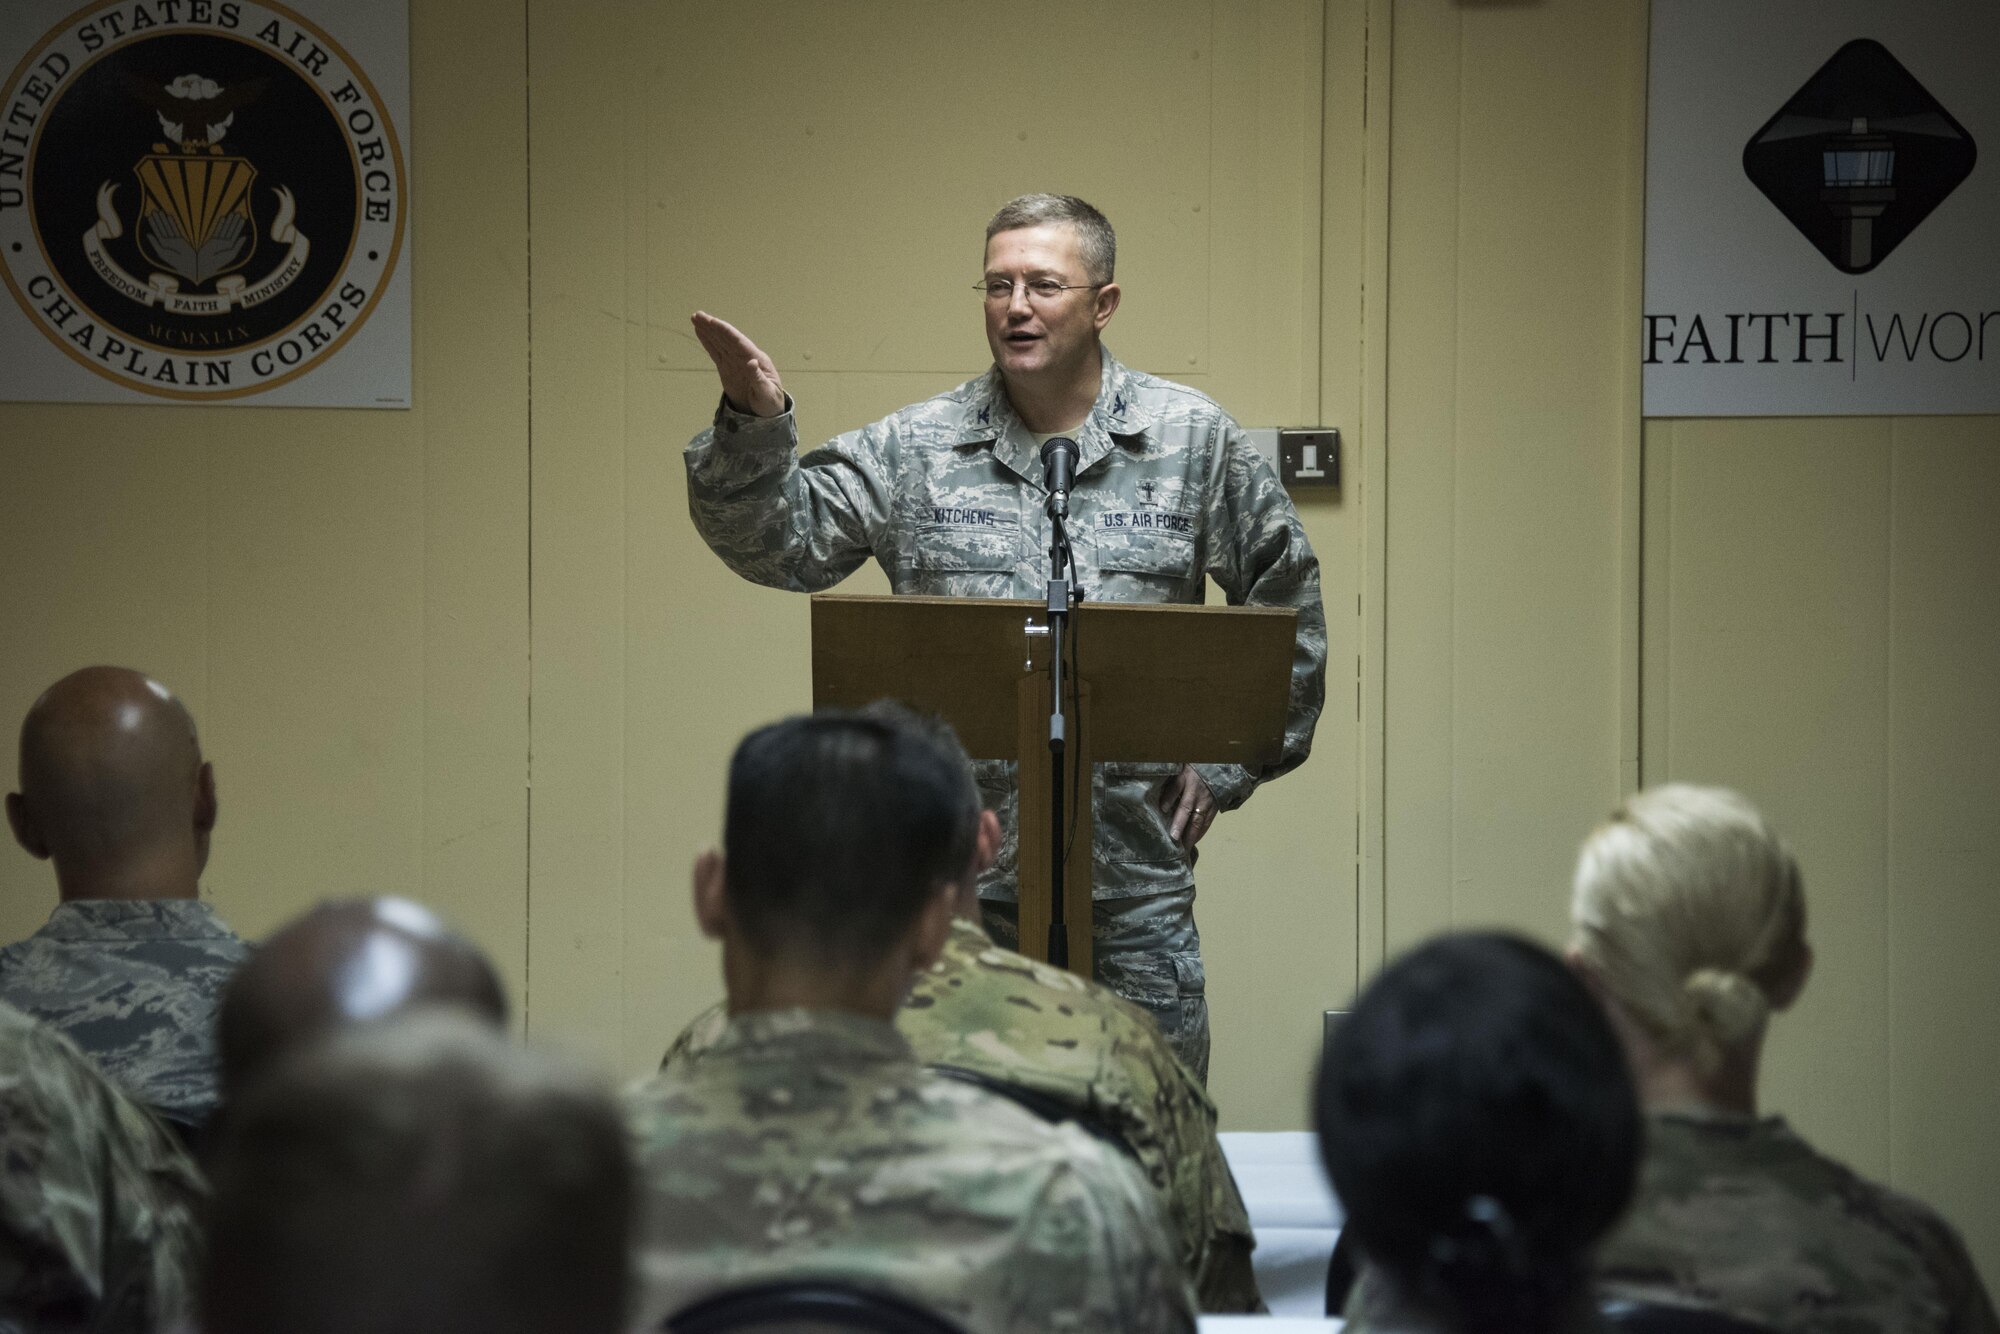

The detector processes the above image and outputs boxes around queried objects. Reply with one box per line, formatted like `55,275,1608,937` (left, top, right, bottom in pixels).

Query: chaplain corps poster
1645,0,1999,416
0,0,408,406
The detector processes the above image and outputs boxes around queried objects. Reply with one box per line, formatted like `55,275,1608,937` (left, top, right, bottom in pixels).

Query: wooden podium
810,593,1295,973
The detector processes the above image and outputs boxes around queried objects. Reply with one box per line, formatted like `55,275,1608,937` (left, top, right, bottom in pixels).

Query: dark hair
202,1013,631,1334
1315,932,1641,1334
856,698,979,801
723,707,980,968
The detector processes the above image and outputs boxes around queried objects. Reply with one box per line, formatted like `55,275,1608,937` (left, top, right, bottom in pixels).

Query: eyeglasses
975,278,1106,304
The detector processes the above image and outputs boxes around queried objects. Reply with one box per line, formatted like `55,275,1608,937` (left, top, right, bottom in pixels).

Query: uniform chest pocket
911,518,1019,596
1092,520,1197,598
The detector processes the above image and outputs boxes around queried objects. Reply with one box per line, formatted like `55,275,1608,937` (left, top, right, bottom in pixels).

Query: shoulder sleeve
1193,414,1328,810
660,1001,729,1073
1182,1099,1262,1310
0,1021,202,1331
1009,1135,1198,1333
1872,1187,2000,1334
1092,1002,1261,1309
685,395,897,592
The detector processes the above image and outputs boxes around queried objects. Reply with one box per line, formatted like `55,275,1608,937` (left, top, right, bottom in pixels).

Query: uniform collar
39,897,237,942
921,916,1000,978
1649,1106,1791,1137
955,346,1154,490
946,914,992,945
712,1005,913,1064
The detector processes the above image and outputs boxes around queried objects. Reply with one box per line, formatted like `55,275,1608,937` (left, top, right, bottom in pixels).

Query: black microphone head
1039,436,1079,519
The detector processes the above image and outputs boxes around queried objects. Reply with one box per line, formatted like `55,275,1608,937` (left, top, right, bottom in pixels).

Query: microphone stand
1044,495,1080,967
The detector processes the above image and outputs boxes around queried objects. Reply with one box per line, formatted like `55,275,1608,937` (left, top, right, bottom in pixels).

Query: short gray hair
985,194,1116,284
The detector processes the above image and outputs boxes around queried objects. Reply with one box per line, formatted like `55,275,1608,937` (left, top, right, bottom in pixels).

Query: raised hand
691,311,786,418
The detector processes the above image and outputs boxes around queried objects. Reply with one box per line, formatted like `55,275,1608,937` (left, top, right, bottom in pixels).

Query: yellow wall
1,0,1995,1290
1379,0,1648,953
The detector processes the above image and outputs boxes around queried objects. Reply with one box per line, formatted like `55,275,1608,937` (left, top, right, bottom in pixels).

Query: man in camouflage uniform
2,667,251,1131
685,194,1326,1083
1598,1110,2000,1334
0,998,204,1334
664,703,1262,1311
627,709,1195,1332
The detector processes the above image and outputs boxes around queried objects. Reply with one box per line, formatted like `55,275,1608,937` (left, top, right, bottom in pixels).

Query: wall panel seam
1618,0,1648,797
1446,1,1464,925
521,0,535,1028
1883,419,1897,1183
1355,0,1393,982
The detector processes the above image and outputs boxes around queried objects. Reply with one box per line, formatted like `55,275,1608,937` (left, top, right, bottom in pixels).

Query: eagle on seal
121,71,268,151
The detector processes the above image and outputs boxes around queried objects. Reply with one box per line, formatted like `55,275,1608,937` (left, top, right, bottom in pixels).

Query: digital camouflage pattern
685,346,1328,904
1598,1111,2000,1334
663,917,1261,1312
628,1006,1196,1333
0,899,251,1127
0,999,205,1334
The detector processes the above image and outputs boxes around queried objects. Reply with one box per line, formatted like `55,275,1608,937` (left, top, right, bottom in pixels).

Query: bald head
6,666,215,900
218,897,508,1103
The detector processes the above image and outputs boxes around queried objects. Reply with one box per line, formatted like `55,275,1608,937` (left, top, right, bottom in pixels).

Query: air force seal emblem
0,1,405,400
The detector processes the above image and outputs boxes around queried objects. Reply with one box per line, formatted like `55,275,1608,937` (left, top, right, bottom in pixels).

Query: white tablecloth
1218,1131,1344,1318
1199,1318,1342,1332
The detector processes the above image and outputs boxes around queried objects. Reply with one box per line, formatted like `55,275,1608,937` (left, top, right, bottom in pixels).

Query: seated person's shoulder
0,1001,203,1318
1835,1172,1999,1331
906,1073,1164,1236
907,924,1209,1105
0,999,111,1116
1614,1116,1997,1332
656,1000,730,1073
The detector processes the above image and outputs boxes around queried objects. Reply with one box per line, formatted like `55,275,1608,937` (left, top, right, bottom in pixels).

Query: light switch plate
1280,428,1340,489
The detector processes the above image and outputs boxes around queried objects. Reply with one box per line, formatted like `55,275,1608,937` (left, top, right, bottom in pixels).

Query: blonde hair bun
1569,784,1805,1062
1682,967,1769,1050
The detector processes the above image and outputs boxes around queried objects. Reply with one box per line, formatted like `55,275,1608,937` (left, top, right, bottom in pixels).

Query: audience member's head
6,666,216,900
1316,932,1641,1334
203,1011,631,1334
1567,784,1811,1099
217,896,507,1103
695,706,983,1017
857,698,1001,916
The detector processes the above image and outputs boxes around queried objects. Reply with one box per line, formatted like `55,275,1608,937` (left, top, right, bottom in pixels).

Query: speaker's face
980,223,1110,388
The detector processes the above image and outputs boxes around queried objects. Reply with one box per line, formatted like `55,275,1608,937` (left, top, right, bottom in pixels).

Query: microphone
1040,435,1078,518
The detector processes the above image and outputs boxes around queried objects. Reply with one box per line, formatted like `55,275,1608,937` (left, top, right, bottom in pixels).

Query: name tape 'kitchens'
0,0,404,398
